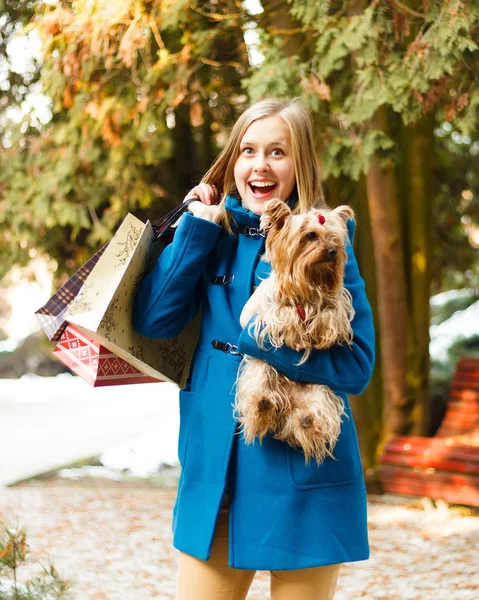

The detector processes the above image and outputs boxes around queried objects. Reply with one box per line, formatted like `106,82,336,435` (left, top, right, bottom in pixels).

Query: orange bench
379,356,479,507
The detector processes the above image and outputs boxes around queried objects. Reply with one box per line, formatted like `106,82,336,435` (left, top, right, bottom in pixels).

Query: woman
133,98,375,599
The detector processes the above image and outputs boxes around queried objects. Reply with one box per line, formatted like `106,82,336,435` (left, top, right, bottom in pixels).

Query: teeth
250,181,275,188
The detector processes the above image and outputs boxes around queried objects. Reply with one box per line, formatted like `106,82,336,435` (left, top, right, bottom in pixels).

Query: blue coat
133,195,375,571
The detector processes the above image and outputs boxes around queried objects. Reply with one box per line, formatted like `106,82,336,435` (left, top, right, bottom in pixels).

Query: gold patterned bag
61,212,198,388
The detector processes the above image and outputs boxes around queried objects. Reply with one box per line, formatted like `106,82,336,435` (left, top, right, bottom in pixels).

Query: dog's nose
327,248,337,260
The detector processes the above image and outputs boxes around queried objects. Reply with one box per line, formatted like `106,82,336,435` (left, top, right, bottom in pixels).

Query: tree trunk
171,104,196,199
399,115,434,435
260,0,314,59
349,176,383,475
365,107,409,441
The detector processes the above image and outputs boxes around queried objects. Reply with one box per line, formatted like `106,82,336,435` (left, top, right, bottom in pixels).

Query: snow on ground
0,374,180,486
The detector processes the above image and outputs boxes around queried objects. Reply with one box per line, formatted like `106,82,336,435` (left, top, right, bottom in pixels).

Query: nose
253,152,270,172
327,248,337,260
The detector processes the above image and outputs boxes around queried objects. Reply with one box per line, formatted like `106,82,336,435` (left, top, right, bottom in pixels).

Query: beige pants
176,496,341,600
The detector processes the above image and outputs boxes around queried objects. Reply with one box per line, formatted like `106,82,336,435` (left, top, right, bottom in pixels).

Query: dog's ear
332,204,355,224
260,198,292,233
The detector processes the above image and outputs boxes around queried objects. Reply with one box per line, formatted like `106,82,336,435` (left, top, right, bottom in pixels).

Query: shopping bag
34,199,193,342
54,323,159,387
34,244,108,341
61,210,198,388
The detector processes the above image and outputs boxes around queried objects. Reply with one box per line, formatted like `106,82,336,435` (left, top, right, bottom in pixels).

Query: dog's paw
237,392,283,444
258,397,272,412
275,405,342,465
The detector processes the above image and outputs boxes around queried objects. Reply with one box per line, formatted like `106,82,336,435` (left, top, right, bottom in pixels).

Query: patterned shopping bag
34,245,108,341
54,323,159,387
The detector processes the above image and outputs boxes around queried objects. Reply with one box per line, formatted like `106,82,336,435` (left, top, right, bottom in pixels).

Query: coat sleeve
132,212,222,339
237,219,375,395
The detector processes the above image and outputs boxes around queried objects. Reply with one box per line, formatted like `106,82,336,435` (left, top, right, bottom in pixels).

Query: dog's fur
234,199,355,464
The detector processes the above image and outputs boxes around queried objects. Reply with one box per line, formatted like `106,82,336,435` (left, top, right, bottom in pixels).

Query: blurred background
0,2,478,598
0,0,478,483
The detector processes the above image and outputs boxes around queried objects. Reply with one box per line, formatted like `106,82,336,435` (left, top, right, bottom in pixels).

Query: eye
242,147,254,155
271,148,284,157
306,232,317,241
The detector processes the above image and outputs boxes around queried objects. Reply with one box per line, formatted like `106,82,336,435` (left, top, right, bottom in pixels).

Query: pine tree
0,523,72,599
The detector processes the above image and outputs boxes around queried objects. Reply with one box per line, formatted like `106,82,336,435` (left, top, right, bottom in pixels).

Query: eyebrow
240,140,287,146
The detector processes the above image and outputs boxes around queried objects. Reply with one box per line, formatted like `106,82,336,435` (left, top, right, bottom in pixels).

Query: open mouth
248,181,277,198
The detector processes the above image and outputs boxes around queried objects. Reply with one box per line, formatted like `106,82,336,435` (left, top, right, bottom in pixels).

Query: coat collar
224,191,299,228
224,194,260,227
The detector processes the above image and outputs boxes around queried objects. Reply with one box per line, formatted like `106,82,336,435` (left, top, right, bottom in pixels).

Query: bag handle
152,198,198,240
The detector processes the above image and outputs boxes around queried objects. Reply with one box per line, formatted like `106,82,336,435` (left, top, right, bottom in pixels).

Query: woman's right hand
184,182,221,223
240,279,269,327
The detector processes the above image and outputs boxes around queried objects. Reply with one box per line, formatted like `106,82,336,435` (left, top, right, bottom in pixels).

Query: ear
333,204,355,224
260,198,292,233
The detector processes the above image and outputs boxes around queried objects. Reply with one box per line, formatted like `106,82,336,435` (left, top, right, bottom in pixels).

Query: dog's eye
306,232,317,241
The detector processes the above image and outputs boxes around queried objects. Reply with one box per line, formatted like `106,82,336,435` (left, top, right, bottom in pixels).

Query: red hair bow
318,214,326,225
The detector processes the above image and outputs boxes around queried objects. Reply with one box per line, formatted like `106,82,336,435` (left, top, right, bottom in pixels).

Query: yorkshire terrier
235,198,355,464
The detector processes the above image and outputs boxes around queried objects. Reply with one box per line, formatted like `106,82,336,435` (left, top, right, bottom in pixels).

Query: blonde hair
202,98,325,229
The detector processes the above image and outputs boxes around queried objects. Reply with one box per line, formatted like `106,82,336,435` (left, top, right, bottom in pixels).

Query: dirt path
0,485,477,599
